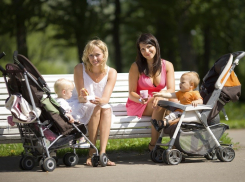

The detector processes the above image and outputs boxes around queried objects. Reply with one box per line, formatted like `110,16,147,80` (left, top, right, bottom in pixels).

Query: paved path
0,129,244,182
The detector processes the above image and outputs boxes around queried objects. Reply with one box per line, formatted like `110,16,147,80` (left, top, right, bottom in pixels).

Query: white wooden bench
0,72,186,144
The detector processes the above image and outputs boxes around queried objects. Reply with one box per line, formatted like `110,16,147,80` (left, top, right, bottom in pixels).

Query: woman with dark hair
126,33,176,151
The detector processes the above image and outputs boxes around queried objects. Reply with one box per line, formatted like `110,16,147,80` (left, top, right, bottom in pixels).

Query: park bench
0,72,186,144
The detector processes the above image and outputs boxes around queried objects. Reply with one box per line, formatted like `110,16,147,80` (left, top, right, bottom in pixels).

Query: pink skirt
126,97,152,118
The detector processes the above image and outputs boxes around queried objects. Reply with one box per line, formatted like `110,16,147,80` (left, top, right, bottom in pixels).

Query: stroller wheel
150,147,164,163
63,152,79,167
42,157,56,172
166,149,182,165
100,153,108,167
204,151,217,160
162,150,168,164
19,157,25,170
39,158,45,171
52,156,59,166
91,154,99,167
216,146,235,162
20,156,35,170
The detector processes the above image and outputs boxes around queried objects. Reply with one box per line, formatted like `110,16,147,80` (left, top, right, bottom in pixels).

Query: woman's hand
152,92,164,97
80,88,89,96
152,96,168,108
152,96,160,108
139,97,148,104
90,96,101,105
78,96,88,103
78,88,89,103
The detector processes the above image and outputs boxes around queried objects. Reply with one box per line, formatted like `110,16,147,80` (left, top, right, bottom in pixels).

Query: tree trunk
178,32,196,71
203,26,211,77
112,0,122,72
76,35,86,63
178,11,196,72
14,0,28,57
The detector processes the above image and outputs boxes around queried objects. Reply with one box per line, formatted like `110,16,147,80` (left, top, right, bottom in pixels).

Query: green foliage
1,0,245,79
220,101,245,123
0,143,24,157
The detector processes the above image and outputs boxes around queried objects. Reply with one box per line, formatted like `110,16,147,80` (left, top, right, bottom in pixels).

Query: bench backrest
0,72,187,143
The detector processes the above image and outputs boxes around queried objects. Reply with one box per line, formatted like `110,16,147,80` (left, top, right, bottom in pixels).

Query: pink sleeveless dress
126,60,167,118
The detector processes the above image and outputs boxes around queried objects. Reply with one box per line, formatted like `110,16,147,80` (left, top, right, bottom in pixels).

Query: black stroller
0,51,108,172
150,51,244,165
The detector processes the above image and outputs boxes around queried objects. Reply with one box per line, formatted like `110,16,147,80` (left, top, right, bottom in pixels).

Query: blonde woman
68,39,117,166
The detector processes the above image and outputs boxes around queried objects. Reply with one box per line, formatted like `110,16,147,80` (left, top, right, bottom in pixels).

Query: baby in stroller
149,51,244,165
54,78,89,148
1,51,108,171
151,71,203,130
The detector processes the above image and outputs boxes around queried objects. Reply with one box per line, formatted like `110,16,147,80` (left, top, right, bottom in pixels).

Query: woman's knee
92,106,102,117
152,106,165,117
101,107,111,115
99,108,112,127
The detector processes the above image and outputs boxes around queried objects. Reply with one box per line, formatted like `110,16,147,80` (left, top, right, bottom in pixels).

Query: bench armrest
157,100,212,111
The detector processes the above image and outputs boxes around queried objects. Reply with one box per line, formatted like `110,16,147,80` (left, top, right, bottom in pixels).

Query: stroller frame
151,51,245,165
0,51,108,172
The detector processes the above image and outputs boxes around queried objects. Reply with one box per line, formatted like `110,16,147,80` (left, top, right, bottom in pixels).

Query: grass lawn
0,128,240,157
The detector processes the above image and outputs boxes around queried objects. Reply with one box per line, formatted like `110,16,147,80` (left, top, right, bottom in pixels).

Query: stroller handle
233,51,245,60
0,52,6,74
0,52,6,59
13,50,25,70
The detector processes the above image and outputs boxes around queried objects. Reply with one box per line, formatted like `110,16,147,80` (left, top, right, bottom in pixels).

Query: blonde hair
82,39,108,73
182,71,200,89
54,78,74,95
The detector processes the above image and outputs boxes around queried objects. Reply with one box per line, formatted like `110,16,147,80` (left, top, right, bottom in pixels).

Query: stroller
150,51,244,165
0,51,108,172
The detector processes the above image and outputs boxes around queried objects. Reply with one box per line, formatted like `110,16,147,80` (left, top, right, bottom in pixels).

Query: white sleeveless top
67,63,111,125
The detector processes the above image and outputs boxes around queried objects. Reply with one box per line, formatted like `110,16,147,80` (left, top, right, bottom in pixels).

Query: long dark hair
136,33,161,77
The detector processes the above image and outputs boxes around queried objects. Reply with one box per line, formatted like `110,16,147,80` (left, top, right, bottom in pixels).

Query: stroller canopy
200,53,241,123
201,53,241,102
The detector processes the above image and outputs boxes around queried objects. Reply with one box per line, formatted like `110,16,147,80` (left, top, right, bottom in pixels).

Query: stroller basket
176,123,228,155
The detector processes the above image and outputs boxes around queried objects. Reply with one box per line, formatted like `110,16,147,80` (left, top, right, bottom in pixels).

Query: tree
0,0,47,57
112,0,122,72
47,0,103,62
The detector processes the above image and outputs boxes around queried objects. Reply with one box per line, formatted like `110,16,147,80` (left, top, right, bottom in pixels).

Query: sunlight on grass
0,143,24,157
0,134,237,157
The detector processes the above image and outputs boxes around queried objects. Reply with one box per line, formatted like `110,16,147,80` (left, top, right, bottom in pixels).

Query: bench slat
0,71,187,144
0,128,19,134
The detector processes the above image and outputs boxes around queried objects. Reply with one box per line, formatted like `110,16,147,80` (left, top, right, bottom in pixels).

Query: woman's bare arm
99,68,117,104
164,61,175,93
128,62,142,103
74,63,86,102
152,60,177,107
153,91,177,99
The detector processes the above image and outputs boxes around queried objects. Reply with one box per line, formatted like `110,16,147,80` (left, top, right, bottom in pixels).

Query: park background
0,0,245,105
0,0,245,157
